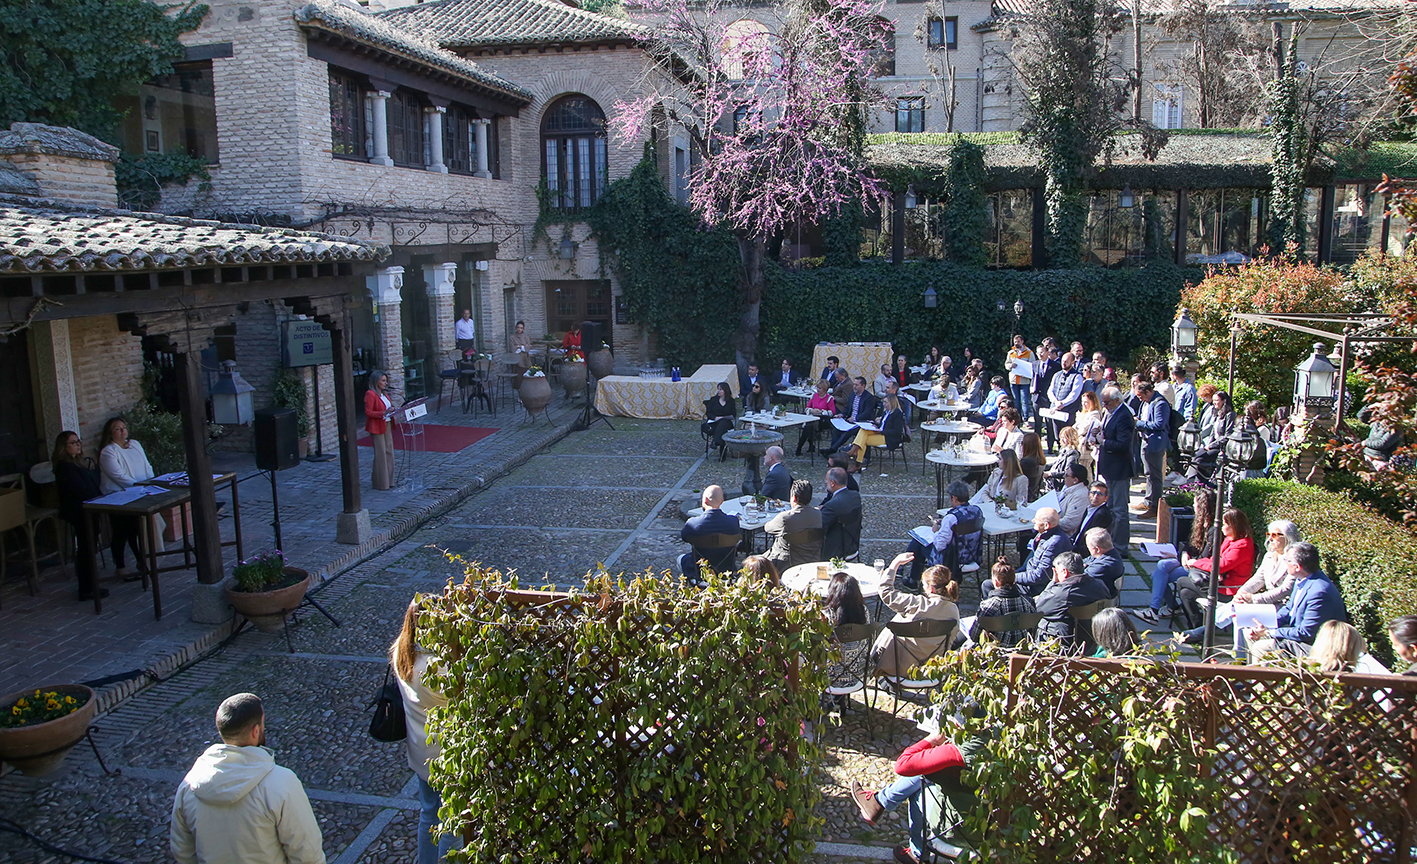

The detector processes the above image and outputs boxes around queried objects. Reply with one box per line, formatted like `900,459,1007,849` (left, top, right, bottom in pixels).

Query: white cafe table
944,501,1039,561
919,420,982,472
736,410,813,430
906,382,935,397
925,449,997,509
782,561,887,599
917,399,971,416
777,385,817,403
686,496,785,553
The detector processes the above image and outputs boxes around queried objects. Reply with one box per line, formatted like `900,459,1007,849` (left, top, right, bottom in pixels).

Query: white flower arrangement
524,366,546,378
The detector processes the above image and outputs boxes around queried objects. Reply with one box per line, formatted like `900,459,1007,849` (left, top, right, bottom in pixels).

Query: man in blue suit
1242,542,1347,659
759,446,792,501
679,485,741,580
1131,380,1172,520
1095,386,1135,551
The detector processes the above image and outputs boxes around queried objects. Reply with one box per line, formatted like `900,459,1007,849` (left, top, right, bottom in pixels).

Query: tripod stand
575,372,614,431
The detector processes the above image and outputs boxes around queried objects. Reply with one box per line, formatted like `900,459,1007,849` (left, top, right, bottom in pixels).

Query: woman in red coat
849,729,968,863
364,371,395,490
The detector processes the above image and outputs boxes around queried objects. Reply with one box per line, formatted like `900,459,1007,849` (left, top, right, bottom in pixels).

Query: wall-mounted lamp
559,238,578,260
923,285,937,309
904,185,918,209
1119,186,1136,208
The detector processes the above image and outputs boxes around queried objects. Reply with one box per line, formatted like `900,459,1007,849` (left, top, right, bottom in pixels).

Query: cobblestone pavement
1,417,1173,862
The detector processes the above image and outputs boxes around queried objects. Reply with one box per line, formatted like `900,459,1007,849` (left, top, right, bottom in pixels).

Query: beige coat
397,652,449,783
171,744,324,864
872,579,960,678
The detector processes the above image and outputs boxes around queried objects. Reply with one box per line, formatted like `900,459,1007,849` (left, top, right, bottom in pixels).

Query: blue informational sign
283,319,333,368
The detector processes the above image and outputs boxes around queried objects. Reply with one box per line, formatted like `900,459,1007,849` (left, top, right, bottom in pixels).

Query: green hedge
1231,478,1417,666
760,260,1202,371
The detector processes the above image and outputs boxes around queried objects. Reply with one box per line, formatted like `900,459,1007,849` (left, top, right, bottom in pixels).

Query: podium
396,397,428,493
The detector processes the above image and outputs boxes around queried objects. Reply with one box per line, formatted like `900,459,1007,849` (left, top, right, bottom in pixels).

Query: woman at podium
365,371,396,490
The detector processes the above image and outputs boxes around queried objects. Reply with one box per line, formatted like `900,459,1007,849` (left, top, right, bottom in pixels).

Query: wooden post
330,322,362,516
175,351,223,584
892,192,906,265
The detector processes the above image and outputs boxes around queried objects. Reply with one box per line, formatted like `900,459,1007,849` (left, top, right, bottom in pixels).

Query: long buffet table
593,364,739,419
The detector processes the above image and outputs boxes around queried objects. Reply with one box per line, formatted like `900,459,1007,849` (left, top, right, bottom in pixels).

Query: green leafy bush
419,566,834,862
1196,375,1264,413
231,551,287,593
1230,478,1417,665
272,367,310,438
123,401,187,475
760,261,1200,371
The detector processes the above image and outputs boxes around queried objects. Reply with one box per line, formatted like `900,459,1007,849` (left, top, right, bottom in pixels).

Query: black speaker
254,407,300,471
581,320,607,351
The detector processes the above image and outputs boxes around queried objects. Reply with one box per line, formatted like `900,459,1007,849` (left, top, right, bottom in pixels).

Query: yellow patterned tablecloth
810,344,894,381
594,364,739,419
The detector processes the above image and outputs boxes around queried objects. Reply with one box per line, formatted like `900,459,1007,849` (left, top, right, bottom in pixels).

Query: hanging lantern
904,185,918,209
1223,420,1259,465
211,360,255,425
1294,342,1337,412
1119,186,1136,208
923,285,938,309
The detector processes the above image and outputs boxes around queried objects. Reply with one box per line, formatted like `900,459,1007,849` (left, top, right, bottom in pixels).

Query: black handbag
369,666,407,742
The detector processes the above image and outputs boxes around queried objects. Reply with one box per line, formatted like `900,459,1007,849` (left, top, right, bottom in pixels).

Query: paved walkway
0,385,584,711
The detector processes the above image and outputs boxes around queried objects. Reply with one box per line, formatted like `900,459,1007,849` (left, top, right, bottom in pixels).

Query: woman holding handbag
365,371,396,490
390,596,453,864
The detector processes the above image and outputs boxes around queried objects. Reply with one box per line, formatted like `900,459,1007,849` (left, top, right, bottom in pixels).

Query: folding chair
879,617,958,727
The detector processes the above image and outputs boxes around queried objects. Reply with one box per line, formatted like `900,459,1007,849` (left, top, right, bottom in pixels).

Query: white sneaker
1163,472,1185,488
1134,608,1162,625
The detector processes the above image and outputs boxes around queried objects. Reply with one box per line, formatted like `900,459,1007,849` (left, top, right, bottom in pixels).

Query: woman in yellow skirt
846,394,906,469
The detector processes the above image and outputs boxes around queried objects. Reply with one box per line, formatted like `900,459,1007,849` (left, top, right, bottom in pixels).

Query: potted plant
0,684,97,776
272,368,311,458
518,366,553,414
561,356,587,398
1159,487,1197,545
993,494,1012,516
225,551,310,633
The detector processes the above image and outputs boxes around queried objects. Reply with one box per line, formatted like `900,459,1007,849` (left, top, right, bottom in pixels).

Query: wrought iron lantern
1294,342,1337,412
1171,308,1198,359
211,360,255,425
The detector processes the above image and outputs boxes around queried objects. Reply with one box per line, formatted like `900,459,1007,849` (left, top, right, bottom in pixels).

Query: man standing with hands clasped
171,693,325,864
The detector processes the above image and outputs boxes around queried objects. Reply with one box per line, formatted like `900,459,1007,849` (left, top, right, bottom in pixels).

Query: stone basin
721,429,783,496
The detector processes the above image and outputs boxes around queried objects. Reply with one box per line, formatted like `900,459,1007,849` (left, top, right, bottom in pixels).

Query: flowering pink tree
611,0,890,368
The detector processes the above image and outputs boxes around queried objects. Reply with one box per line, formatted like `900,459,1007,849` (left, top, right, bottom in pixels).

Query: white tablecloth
782,561,887,598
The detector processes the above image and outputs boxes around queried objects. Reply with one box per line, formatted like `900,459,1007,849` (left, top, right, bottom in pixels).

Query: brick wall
4,153,118,208
69,317,145,456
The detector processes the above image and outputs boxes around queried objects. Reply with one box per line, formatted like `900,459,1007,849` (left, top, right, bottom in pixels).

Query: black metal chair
825,621,880,737
974,611,1045,649
1067,597,1120,655
879,617,958,728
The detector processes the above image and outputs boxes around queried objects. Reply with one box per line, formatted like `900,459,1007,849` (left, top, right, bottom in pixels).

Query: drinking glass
874,559,886,579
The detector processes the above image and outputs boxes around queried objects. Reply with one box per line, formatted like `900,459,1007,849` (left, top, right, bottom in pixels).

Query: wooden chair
879,617,958,727
826,621,881,737
0,472,62,603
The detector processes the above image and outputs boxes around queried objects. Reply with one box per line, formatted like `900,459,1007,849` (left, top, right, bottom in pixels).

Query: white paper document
1228,603,1277,631
91,488,162,506
1038,407,1070,421
1139,542,1178,559
909,524,935,546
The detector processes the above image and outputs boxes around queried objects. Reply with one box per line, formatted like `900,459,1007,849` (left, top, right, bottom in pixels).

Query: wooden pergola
0,197,389,590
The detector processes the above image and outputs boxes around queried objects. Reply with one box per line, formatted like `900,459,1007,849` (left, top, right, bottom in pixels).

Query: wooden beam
329,321,363,516
176,350,224,585
0,275,368,327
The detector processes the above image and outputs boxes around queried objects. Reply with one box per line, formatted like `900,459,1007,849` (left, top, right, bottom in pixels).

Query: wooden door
544,280,612,347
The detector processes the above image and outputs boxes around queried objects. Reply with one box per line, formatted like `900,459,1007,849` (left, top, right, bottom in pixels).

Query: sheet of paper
830,417,855,431
91,488,148,506
1038,407,1069,421
1032,490,1060,512
1231,603,1277,631
909,525,935,546
150,471,186,483
1139,542,1178,559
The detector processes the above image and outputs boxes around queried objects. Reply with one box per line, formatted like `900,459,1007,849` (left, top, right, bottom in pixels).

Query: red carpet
357,424,498,453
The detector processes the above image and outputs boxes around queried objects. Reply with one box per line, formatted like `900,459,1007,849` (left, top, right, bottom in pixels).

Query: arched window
541,95,608,212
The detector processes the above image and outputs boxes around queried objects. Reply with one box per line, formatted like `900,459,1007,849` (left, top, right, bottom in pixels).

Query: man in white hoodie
171,693,325,864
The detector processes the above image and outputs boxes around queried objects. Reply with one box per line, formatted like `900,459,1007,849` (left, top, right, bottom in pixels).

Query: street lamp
1294,342,1337,417
1119,186,1136,209
1202,420,1260,656
1177,418,1202,469
211,360,255,425
1013,298,1024,320
923,285,938,309
904,185,918,209
1171,308,1198,359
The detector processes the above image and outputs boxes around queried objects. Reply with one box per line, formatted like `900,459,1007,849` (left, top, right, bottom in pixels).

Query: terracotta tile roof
378,0,646,49
0,197,388,274
295,0,533,102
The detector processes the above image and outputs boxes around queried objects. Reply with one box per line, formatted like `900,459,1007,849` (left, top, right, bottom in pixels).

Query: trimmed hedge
760,260,1202,371
1231,478,1417,666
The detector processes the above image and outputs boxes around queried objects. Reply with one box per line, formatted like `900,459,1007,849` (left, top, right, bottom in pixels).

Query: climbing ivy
941,137,989,265
819,200,864,267
0,0,208,141
1267,31,1307,253
582,150,742,370
758,260,1199,371
115,151,211,211
420,565,834,863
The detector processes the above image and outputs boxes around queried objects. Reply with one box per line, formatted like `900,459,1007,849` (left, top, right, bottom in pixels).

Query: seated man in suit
831,368,853,416
828,377,880,455
764,480,821,569
1034,551,1112,652
820,355,841,384
1070,481,1115,554
1083,528,1126,597
678,485,741,581
1009,508,1070,598
759,446,792,501
824,455,859,496
770,358,798,402
739,363,763,400
1241,542,1347,660
819,467,862,560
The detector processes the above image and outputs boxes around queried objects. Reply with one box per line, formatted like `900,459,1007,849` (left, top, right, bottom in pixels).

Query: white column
28,319,79,446
369,91,393,166
424,262,458,357
473,118,491,178
426,106,447,173
366,266,405,394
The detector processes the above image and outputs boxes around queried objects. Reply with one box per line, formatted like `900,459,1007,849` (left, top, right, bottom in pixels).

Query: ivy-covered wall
758,261,1203,370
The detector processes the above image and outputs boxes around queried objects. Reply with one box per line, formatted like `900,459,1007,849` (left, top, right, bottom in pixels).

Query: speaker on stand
574,320,614,432
254,407,299,552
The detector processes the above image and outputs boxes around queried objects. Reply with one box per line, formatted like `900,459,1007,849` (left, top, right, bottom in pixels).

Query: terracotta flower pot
226,567,311,634
586,348,614,380
0,684,97,777
519,375,552,414
561,361,587,397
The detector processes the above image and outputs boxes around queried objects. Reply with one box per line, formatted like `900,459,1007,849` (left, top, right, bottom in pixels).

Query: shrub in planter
419,566,833,862
227,551,310,634
1231,478,1417,665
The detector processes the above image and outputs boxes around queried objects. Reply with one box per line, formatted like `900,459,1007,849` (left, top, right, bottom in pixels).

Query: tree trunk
1132,0,1143,122
733,234,766,381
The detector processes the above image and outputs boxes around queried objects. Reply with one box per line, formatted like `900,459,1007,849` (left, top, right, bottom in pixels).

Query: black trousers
109,513,144,572
65,515,98,595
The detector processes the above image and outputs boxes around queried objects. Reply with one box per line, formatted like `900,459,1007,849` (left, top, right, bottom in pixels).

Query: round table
918,399,970,416
919,420,982,470
782,561,887,599
926,449,997,509
777,385,816,403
